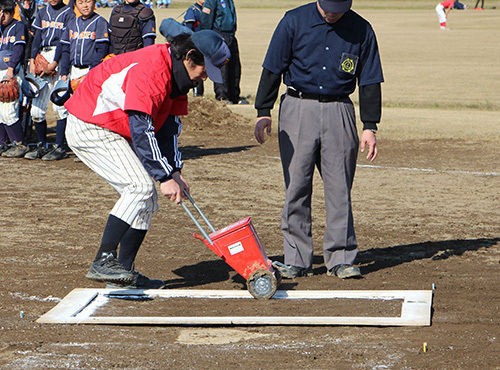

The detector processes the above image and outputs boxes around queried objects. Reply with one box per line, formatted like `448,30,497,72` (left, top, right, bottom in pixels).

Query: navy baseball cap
191,30,230,84
318,0,352,13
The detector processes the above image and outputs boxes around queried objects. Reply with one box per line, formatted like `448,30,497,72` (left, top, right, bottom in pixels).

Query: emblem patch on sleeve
339,53,358,75
202,7,211,14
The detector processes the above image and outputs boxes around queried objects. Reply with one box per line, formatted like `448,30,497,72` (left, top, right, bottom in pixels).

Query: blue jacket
199,0,236,34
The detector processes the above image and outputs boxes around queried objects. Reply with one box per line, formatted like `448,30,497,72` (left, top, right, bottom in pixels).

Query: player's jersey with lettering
0,19,26,53
32,4,74,48
65,44,188,140
60,13,109,67
0,19,27,70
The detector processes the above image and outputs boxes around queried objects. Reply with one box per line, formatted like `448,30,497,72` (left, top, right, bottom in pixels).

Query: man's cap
190,30,230,84
318,0,352,13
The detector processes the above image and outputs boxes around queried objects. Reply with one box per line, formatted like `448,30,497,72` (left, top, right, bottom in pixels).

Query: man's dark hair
169,33,204,66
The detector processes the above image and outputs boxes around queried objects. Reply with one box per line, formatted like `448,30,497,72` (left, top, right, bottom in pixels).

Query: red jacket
65,44,188,140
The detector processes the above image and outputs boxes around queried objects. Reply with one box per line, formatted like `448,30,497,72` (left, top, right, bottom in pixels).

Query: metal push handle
183,191,216,233
180,190,216,245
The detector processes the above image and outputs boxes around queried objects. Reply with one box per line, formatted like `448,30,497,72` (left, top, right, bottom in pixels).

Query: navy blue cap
159,18,193,40
318,0,352,13
190,30,230,84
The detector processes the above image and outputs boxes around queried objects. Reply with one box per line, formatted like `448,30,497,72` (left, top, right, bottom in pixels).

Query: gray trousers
278,94,359,271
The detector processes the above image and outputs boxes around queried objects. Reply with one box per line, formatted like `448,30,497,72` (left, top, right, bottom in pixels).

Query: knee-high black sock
34,120,47,145
118,228,147,271
55,118,67,147
95,214,130,261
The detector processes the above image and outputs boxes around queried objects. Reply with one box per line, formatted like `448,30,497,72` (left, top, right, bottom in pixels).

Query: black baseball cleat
86,252,135,283
105,271,166,289
272,261,313,279
24,142,51,160
42,145,68,161
327,264,362,279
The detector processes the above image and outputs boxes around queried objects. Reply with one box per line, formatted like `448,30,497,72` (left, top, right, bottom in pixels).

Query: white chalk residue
9,292,61,302
75,293,109,320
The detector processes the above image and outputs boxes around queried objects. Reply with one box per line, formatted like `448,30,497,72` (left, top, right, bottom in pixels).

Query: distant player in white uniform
24,0,74,160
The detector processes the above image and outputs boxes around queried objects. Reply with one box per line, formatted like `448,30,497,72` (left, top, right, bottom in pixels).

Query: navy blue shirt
0,19,27,70
58,12,109,74
263,3,383,96
31,2,75,59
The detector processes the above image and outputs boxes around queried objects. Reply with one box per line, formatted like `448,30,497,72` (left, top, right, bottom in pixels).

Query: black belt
287,88,346,102
41,46,55,52
74,65,89,69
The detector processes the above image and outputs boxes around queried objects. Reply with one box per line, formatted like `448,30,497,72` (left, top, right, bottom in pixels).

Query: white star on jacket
93,63,138,117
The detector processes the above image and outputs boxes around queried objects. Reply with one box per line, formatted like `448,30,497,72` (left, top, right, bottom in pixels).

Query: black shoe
105,271,165,289
86,253,135,283
272,261,313,279
42,145,68,161
327,264,362,279
1,141,28,158
0,142,9,155
237,97,249,105
24,142,51,160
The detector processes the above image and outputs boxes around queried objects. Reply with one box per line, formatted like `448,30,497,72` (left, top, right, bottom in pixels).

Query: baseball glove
70,75,86,92
34,53,56,77
0,77,20,103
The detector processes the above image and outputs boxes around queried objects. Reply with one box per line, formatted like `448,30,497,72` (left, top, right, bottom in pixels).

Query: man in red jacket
65,30,230,289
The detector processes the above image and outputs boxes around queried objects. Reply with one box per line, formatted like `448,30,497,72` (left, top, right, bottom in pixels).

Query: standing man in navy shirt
254,0,384,280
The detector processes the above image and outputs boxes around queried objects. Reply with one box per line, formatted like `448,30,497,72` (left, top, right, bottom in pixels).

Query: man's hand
160,172,190,204
172,171,190,197
254,116,272,144
360,129,378,162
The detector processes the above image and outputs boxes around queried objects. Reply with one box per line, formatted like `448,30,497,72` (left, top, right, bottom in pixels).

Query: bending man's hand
160,172,190,204
254,116,272,144
360,129,378,162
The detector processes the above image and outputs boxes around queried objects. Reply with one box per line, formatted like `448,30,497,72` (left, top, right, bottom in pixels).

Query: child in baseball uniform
435,0,454,30
0,0,28,158
50,0,108,160
24,0,74,160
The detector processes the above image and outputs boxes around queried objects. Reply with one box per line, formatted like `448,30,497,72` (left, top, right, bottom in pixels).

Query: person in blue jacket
199,0,247,104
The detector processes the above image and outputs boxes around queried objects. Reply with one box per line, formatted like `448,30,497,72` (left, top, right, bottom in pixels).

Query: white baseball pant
65,113,159,230
30,48,68,122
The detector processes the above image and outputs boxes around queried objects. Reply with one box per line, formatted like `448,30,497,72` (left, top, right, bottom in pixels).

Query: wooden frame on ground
37,288,433,326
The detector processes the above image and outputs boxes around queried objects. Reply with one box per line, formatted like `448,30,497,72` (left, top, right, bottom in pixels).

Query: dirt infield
1,2,499,369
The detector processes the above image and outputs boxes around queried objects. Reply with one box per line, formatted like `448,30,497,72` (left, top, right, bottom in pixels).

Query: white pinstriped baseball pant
0,69,22,125
30,48,68,122
66,113,159,230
